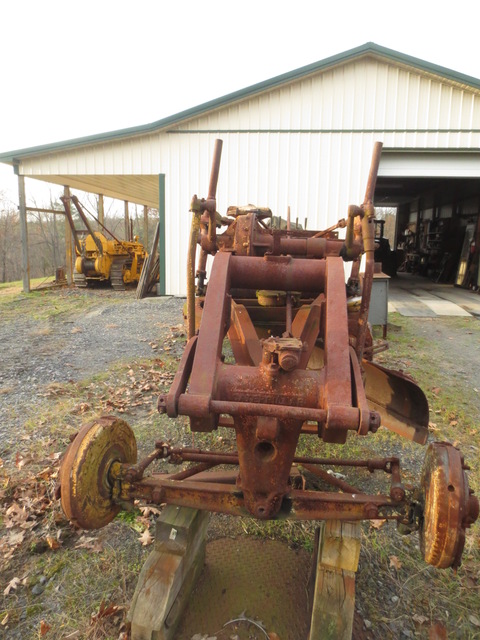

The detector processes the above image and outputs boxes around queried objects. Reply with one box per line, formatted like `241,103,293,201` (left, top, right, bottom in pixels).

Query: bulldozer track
73,272,87,288
110,257,127,291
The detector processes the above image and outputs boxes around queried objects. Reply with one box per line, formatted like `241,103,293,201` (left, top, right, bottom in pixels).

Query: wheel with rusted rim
59,416,137,530
420,442,478,569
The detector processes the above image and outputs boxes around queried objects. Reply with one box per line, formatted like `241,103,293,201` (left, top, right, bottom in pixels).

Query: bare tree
0,191,21,282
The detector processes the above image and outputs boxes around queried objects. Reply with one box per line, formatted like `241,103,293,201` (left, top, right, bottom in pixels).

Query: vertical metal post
98,194,104,227
143,205,149,249
124,201,130,240
158,174,166,296
17,174,30,293
64,186,73,285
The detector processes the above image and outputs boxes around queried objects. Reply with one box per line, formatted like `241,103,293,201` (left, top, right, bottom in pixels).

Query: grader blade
363,360,429,444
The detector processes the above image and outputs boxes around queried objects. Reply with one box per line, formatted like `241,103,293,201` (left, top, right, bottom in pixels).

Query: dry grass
1,291,479,639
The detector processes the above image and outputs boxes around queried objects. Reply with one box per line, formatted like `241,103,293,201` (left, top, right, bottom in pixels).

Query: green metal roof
2,42,480,163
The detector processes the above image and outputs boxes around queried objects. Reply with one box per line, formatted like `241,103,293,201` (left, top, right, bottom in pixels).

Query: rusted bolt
278,350,300,371
369,411,381,432
154,442,171,458
465,494,479,526
390,486,406,502
364,503,379,519
157,395,167,413
152,488,163,504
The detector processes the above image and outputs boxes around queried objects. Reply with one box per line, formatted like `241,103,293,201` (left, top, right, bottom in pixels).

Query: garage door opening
374,176,480,288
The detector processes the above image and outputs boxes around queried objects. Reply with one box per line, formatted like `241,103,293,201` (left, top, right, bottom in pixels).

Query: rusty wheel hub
59,416,137,530
420,442,479,569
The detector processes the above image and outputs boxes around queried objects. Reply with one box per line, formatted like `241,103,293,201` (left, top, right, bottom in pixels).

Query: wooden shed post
64,186,73,285
98,194,104,227
143,205,149,249
17,172,30,293
124,201,130,241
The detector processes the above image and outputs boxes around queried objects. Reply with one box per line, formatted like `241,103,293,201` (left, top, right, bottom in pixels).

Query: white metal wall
17,57,480,295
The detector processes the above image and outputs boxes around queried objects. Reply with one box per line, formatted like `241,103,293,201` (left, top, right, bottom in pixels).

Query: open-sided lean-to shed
1,41,480,294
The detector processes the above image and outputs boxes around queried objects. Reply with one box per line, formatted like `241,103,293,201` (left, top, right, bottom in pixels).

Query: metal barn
1,42,480,294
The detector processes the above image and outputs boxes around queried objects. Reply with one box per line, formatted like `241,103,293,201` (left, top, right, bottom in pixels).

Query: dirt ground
0,286,479,639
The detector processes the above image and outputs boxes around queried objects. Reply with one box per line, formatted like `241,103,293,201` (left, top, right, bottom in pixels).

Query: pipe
187,209,201,339
206,139,223,249
70,195,104,256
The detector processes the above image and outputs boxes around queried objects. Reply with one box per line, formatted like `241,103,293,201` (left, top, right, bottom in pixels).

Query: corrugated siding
17,57,480,295
177,59,480,134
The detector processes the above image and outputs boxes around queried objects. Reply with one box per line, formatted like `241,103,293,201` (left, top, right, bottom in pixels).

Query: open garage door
374,151,480,286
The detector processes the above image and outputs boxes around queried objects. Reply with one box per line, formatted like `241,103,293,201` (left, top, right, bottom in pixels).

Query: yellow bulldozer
61,195,147,290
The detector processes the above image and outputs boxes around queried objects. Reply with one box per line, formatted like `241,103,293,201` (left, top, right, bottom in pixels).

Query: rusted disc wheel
59,416,137,530
420,442,475,569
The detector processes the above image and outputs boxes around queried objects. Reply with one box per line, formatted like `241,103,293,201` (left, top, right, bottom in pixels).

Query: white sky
1,0,480,205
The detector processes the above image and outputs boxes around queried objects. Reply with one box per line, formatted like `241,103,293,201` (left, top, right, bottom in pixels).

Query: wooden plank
129,506,209,640
309,521,361,640
318,521,361,573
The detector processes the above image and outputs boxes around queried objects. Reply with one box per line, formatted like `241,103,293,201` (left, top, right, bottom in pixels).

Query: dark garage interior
374,176,480,289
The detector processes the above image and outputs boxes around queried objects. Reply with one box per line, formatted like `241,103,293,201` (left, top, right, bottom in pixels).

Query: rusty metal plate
174,536,311,639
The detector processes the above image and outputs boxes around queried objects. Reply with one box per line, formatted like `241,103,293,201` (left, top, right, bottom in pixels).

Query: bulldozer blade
363,360,429,444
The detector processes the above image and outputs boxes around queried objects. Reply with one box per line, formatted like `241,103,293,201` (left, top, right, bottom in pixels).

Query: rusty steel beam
125,475,399,521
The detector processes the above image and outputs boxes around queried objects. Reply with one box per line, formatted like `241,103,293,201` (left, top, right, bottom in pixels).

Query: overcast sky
1,0,479,204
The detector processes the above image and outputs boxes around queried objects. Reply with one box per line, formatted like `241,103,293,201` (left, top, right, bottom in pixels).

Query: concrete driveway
388,274,480,318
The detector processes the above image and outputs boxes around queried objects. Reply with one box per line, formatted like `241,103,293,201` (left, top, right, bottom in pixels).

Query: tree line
0,191,158,284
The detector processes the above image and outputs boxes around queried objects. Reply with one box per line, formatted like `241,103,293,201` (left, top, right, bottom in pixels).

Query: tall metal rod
124,201,130,241
187,211,201,339
356,141,383,360
64,186,73,285
206,139,223,248
363,141,383,206
70,196,103,255
98,194,104,227
143,205,149,249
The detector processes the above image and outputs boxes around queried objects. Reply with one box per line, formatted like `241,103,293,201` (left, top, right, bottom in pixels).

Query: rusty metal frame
111,446,407,522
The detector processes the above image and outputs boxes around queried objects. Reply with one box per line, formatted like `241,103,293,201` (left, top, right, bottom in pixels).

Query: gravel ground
1,286,479,640
0,290,185,456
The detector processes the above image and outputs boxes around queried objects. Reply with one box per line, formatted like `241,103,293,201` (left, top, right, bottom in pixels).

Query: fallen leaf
15,452,33,469
389,555,403,570
3,577,20,596
428,621,447,639
450,420,458,427
369,519,387,529
91,601,124,622
138,528,153,546
431,387,441,395
412,613,428,625
139,505,163,518
470,615,480,627
40,620,51,636
71,402,92,415
46,536,61,550
7,530,25,547
5,503,28,527
75,536,103,552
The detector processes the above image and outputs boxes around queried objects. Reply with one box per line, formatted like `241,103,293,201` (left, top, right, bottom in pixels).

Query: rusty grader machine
59,140,478,574
61,195,146,290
